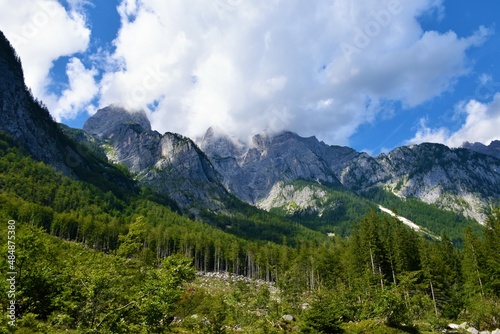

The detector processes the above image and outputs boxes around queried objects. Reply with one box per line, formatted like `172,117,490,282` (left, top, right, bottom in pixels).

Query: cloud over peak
97,0,486,145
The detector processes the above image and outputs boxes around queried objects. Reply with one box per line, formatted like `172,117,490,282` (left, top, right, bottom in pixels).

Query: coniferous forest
1,130,500,333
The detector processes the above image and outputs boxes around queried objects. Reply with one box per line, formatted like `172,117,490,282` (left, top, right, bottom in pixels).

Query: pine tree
484,208,500,296
462,227,485,298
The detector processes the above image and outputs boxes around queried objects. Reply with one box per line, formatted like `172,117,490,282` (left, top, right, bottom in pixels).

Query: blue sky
1,0,499,155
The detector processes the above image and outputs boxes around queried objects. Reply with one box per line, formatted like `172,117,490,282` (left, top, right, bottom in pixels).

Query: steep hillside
256,179,373,235
376,143,500,222
0,31,134,194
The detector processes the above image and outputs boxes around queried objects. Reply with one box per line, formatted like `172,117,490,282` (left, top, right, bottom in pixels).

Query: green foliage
117,215,149,259
2,131,500,333
484,208,500,294
0,223,197,333
137,255,196,332
465,297,500,330
341,319,419,334
374,289,411,327
203,195,328,247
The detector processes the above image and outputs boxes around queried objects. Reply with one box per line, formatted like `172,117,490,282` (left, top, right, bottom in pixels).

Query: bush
466,297,500,330
374,289,411,327
300,292,343,334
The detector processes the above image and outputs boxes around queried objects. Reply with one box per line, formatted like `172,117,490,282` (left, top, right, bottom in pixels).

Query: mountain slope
256,179,374,235
376,143,500,222
0,31,72,175
0,31,134,194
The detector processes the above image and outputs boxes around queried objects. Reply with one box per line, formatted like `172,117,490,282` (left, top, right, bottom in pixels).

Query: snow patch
378,205,421,231
378,205,441,240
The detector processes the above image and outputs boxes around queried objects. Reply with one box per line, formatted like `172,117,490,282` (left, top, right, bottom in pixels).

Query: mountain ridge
198,127,500,223
79,104,500,224
461,140,500,160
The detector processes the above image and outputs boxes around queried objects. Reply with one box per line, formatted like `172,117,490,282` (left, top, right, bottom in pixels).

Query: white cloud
0,0,90,103
406,118,450,145
45,57,98,121
94,0,487,145
408,93,500,147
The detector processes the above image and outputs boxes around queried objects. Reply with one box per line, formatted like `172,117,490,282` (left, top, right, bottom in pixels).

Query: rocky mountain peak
462,140,500,160
200,129,343,203
83,105,152,139
199,129,500,223
82,107,230,212
196,127,248,160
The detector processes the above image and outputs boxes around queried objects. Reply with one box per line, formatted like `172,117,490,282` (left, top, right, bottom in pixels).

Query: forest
1,132,500,333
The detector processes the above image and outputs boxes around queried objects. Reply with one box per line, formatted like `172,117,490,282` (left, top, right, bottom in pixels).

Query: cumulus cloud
408,93,500,147
44,57,99,121
94,0,487,145
0,0,489,146
0,0,90,99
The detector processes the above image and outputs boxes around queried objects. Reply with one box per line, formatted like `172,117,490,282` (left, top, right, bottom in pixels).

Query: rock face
84,105,152,138
83,106,230,212
257,181,331,215
198,129,500,223
197,129,343,203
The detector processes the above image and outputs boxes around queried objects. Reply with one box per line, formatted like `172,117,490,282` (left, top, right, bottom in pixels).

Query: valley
1,29,500,333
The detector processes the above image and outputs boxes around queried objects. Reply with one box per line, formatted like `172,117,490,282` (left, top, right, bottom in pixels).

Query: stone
467,327,479,334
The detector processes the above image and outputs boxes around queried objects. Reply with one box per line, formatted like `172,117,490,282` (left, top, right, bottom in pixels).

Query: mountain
5,28,500,334
0,31,134,193
197,128,352,203
82,106,231,213
462,140,500,160
198,128,500,223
